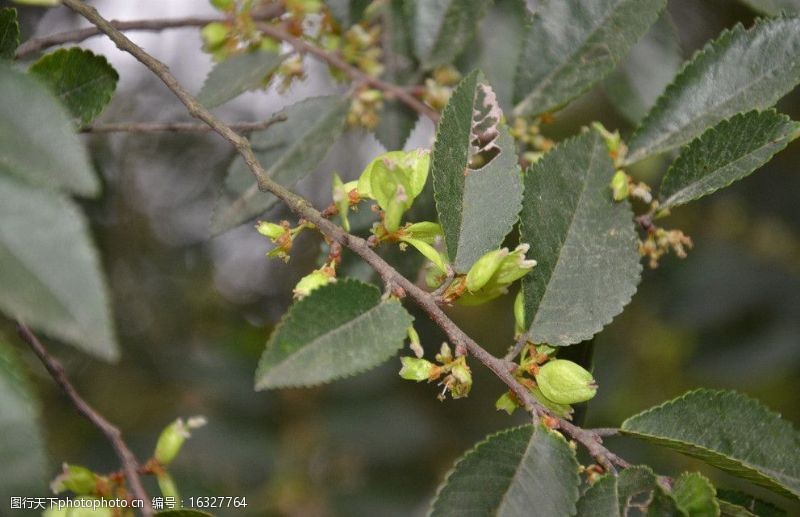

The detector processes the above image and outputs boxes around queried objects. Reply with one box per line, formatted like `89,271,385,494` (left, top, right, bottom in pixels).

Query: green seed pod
157,472,180,499
50,463,96,495
514,291,525,336
399,357,436,381
256,221,286,240
200,22,229,51
154,416,207,465
610,170,629,201
293,269,335,299
534,359,598,405
466,248,508,292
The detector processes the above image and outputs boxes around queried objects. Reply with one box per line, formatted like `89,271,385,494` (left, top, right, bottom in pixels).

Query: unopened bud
154,416,207,465
256,221,286,240
436,342,453,364
466,248,508,292
534,359,597,405
610,170,629,201
50,464,96,495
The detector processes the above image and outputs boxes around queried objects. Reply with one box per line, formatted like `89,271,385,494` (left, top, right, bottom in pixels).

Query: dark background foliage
2,1,799,515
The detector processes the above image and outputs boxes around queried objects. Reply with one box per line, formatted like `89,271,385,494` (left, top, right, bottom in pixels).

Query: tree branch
255,23,440,122
80,114,287,134
61,0,625,474
16,323,153,517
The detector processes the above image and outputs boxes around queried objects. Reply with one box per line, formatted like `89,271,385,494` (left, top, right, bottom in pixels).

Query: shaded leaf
520,129,641,346
605,12,683,123
197,51,284,108
255,279,413,390
0,7,19,59
0,175,119,360
717,501,757,517
29,47,119,125
673,472,719,517
513,0,666,117
431,70,522,273
576,475,620,517
0,62,98,196
0,338,47,503
621,389,800,499
716,489,787,517
430,424,580,516
413,0,488,69
659,110,799,210
211,95,349,233
739,0,800,15
625,16,800,164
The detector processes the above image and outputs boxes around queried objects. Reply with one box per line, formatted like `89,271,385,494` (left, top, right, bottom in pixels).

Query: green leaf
413,0,488,69
0,62,98,196
0,8,20,60
29,47,119,125
520,129,641,346
739,0,800,15
659,110,799,210
255,279,413,390
0,175,119,361
604,12,683,123
512,0,666,117
0,338,47,503
576,475,620,517
621,389,800,499
717,489,787,517
429,424,580,516
718,501,757,517
673,472,719,517
211,95,349,233
625,16,800,164
431,70,522,273
197,51,284,108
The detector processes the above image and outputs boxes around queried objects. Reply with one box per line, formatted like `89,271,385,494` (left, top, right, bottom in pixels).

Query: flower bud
256,221,286,240
534,359,597,405
445,358,472,398
407,326,423,358
157,472,180,499
399,357,436,381
466,248,508,292
50,464,96,495
610,170,629,201
154,416,207,466
436,342,453,364
293,268,336,299
514,291,526,336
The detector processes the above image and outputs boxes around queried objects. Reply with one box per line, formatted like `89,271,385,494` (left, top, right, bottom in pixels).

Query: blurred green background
2,0,799,515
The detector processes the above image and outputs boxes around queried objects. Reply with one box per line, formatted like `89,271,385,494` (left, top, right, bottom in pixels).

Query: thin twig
505,332,530,362
16,323,153,517
14,4,284,59
80,114,287,134
255,23,440,122
62,0,625,472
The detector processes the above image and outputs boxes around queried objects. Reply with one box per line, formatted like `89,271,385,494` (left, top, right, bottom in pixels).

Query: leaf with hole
29,47,119,125
211,95,349,233
0,175,119,361
625,16,800,164
520,129,641,346
197,50,284,108
0,62,98,196
431,70,522,273
430,424,580,516
622,389,800,499
513,0,666,117
659,110,799,210
255,279,413,390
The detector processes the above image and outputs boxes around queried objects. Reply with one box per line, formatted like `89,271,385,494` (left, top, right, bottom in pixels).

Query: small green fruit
256,221,286,240
201,22,229,50
534,359,597,405
399,357,435,381
154,416,206,465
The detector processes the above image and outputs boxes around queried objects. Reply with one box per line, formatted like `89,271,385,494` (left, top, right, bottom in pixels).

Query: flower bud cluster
399,343,472,400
